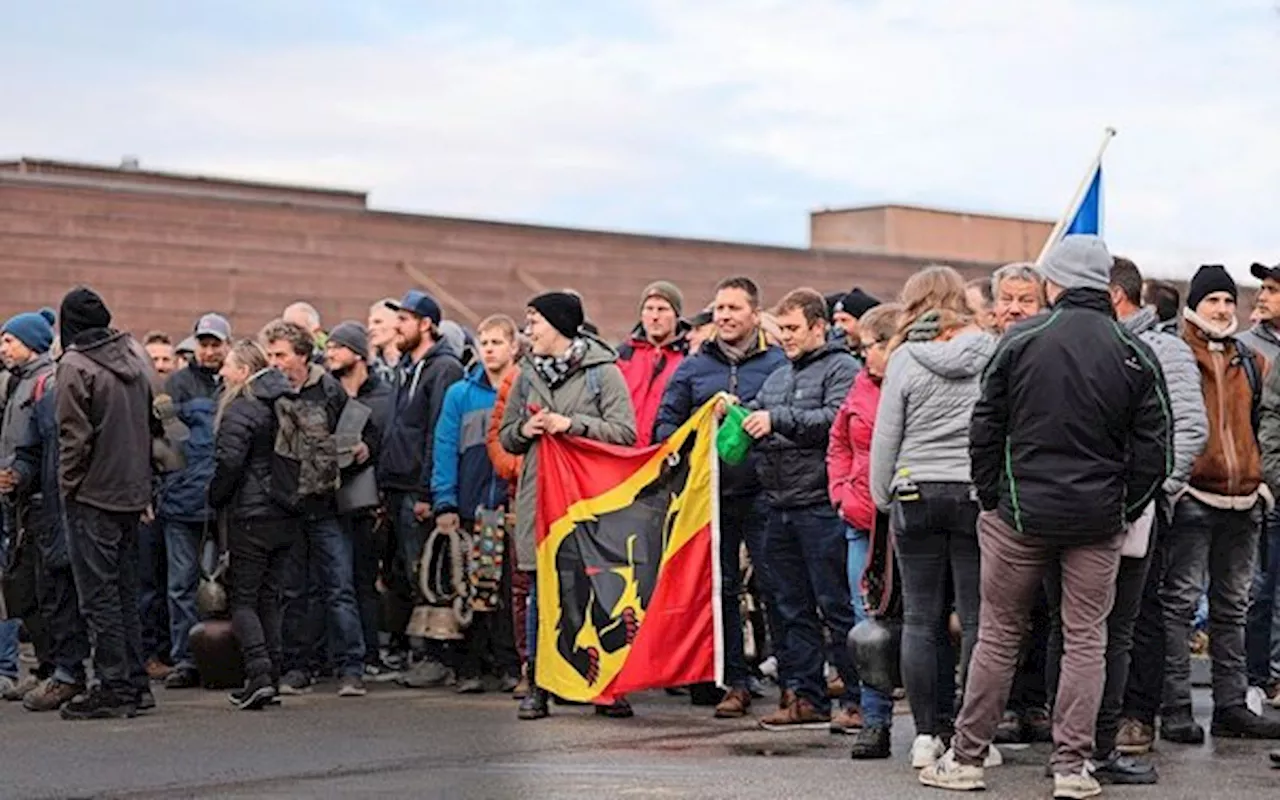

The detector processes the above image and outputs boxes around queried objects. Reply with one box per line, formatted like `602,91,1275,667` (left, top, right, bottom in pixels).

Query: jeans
892,482,981,736
65,501,147,700
163,519,203,671
1247,510,1280,687
390,492,428,603
526,571,539,665
344,511,383,662
1123,509,1169,725
137,519,170,662
229,518,298,681
27,503,90,685
765,503,858,712
847,528,870,625
0,618,18,679
1046,527,1155,755
861,684,895,727
282,515,366,678
1160,497,1261,715
953,512,1121,773
721,494,779,690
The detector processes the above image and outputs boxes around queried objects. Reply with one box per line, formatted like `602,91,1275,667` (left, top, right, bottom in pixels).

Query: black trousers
458,518,520,680
229,517,299,681
344,511,384,662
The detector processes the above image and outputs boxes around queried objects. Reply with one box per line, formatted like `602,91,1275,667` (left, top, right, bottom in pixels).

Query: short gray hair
991,263,1045,300
283,302,321,331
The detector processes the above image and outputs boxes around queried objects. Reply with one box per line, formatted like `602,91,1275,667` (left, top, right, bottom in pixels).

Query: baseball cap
387,290,442,325
1250,262,1280,283
194,313,231,342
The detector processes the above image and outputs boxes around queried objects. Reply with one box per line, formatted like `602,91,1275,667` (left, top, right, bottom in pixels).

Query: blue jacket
157,364,220,522
12,374,69,568
431,366,508,518
379,340,465,501
654,333,788,498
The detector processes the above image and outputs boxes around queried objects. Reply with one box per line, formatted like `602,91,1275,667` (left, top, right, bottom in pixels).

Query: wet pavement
0,681,1276,799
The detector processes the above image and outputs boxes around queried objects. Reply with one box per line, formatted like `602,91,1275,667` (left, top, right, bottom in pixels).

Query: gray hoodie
870,329,997,509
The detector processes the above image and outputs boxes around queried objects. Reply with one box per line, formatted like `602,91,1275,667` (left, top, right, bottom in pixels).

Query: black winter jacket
970,288,1172,540
751,341,858,509
378,340,465,501
210,369,294,522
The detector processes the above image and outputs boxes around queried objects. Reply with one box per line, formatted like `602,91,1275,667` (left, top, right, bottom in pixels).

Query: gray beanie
328,321,369,361
1038,234,1112,293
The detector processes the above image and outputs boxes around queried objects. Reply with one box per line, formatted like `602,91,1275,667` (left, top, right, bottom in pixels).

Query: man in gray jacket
743,288,858,732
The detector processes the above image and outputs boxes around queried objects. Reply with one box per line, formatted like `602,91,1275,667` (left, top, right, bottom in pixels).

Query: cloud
3,0,1278,279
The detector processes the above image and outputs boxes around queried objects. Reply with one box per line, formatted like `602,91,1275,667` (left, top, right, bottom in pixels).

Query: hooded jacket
209,369,295,522
653,332,788,498
870,329,997,509
499,336,637,570
378,339,465,501
971,289,1171,540
0,352,54,472
1121,306,1208,500
56,330,156,513
751,340,858,509
1236,321,1280,366
432,365,510,518
12,371,70,568
156,363,220,522
1182,311,1267,508
827,369,880,531
616,321,691,447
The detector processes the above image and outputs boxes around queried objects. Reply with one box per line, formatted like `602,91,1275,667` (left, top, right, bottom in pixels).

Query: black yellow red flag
534,398,722,703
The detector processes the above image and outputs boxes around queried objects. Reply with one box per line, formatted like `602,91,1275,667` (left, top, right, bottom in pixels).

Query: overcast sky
4,0,1277,281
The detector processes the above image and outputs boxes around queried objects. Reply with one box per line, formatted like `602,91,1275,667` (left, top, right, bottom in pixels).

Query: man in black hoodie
56,287,158,720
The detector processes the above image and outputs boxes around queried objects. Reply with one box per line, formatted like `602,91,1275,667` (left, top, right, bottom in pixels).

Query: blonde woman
868,266,997,769
208,340,298,710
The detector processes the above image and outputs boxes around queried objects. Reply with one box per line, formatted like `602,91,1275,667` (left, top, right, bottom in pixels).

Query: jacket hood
463,363,498,390
300,362,329,390
12,351,52,380
626,320,692,351
1121,305,1160,336
578,334,620,369
908,330,997,379
1053,287,1115,316
249,367,294,403
68,330,148,384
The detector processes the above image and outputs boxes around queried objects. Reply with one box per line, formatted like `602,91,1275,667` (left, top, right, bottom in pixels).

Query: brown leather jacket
1183,321,1264,499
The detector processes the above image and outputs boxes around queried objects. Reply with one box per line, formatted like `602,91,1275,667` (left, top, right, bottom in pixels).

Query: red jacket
827,369,880,531
617,323,690,446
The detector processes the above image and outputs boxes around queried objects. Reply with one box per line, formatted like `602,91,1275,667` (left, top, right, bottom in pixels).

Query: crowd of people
1,234,1280,798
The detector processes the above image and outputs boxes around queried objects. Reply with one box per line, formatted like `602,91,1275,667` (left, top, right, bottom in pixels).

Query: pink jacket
827,369,880,531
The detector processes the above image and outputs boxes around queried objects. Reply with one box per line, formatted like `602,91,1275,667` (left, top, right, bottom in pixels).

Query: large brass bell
407,604,465,641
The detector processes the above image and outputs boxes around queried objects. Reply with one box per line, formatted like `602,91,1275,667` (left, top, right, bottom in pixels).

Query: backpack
269,395,340,513
1236,340,1263,435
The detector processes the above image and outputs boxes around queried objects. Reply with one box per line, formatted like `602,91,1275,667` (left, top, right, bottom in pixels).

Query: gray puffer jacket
1122,306,1208,499
499,336,637,571
871,329,996,509
750,341,858,509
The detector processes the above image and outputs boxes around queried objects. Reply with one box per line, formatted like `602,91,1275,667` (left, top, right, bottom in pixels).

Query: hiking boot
849,724,891,760
512,675,530,699
911,735,946,769
278,670,314,696
596,698,634,718
919,749,985,792
993,709,1024,744
136,689,157,713
337,676,367,697
829,705,864,734
23,679,83,712
1092,750,1157,785
518,688,550,720
1210,705,1280,739
1025,706,1053,742
3,673,40,702
145,658,173,682
1053,765,1102,799
398,659,449,689
455,677,485,694
1160,711,1205,745
363,662,400,683
1115,717,1154,754
230,676,278,711
759,696,830,731
164,668,200,690
60,687,137,721
714,688,752,719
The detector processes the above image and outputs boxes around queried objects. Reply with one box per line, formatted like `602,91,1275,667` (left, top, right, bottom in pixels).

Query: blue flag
1064,165,1102,236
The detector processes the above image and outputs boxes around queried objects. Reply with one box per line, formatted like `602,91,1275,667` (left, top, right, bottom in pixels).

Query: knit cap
1037,235,1112,293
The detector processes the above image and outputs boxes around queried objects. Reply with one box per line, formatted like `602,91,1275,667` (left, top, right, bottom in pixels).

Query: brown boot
23,679,85,712
1116,718,1154,755
759,696,830,731
715,688,752,719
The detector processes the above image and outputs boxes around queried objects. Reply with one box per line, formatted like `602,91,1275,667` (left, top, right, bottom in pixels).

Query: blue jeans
391,493,428,601
721,494,779,690
0,618,18,680
282,515,366,678
526,572,538,664
1247,510,1280,686
847,528,870,625
766,504,858,712
163,519,203,670
861,684,895,728
137,519,170,662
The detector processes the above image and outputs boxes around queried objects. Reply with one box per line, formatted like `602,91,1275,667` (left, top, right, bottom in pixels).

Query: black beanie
1186,265,1237,310
836,288,881,320
528,292,585,339
59,286,112,346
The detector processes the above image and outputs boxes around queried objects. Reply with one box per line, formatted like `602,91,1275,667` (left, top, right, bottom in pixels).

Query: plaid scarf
532,338,589,389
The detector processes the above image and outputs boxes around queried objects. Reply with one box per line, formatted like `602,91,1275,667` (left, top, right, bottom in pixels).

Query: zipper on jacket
729,364,739,397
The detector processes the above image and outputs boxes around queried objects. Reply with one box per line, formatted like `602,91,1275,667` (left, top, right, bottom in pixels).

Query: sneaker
1210,705,1280,739
60,688,137,721
512,675,530,700
830,705,864,734
2,673,40,702
455,677,485,694
1115,717,1154,755
163,668,200,690
23,679,83,712
145,658,173,682
278,670,314,696
911,735,946,769
1160,711,1205,745
363,662,400,683
337,676,367,697
230,677,278,710
983,745,1003,768
1092,750,1157,785
518,688,550,720
136,689,157,713
849,724,891,760
1053,765,1102,799
759,696,831,731
596,698,634,718
993,709,1024,744
397,659,449,689
919,749,985,792
714,688,752,719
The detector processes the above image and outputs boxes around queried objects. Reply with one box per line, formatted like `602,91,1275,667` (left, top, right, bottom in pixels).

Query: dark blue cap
389,290,441,325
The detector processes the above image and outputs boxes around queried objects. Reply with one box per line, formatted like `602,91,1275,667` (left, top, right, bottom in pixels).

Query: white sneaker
1053,765,1102,799
984,744,1003,767
920,749,986,792
911,734,946,769
759,656,778,680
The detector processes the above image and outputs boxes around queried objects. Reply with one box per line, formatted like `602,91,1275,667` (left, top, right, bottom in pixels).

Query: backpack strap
585,365,602,402
1236,340,1263,434
32,373,50,403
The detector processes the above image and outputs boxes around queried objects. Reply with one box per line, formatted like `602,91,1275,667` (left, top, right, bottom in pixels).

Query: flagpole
1035,127,1117,264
